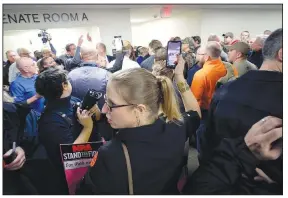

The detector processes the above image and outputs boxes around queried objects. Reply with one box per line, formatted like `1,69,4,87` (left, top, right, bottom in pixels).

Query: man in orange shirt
191,41,227,112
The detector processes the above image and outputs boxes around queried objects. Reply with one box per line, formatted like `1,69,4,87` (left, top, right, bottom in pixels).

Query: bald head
206,41,222,59
81,45,98,62
16,57,37,75
197,46,206,54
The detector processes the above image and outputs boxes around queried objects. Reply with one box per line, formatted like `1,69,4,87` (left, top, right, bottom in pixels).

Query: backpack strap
121,143,134,195
38,110,73,128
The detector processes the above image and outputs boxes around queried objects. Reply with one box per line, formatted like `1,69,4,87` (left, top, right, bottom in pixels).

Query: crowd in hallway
3,26,283,195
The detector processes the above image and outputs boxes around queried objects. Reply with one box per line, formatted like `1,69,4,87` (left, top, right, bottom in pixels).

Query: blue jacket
187,64,201,87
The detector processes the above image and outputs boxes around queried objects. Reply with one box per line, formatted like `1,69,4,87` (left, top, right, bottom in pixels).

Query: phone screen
166,41,182,69
114,36,123,52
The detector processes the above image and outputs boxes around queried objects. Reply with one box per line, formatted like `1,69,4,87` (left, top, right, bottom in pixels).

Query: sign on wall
3,12,88,24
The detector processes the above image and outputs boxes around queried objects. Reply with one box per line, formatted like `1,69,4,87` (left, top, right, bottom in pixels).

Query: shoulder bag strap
121,143,134,195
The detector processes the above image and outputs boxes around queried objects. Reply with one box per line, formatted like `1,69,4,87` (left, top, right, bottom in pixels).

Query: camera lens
42,37,48,44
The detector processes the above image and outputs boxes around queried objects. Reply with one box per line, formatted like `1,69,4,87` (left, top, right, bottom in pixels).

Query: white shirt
9,62,20,84
107,56,140,71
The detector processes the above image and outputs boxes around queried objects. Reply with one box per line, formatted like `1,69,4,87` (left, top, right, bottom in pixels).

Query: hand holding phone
4,144,26,171
174,55,185,76
81,89,103,110
166,41,182,69
3,142,17,165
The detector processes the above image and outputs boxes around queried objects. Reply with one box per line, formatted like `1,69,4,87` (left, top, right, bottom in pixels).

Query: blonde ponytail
156,76,182,122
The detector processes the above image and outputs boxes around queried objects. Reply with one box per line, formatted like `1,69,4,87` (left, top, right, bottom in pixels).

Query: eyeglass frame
197,53,206,56
104,94,136,112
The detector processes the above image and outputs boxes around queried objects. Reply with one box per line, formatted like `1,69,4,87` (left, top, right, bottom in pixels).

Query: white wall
3,27,101,58
3,6,132,57
131,10,202,47
200,9,282,45
131,8,282,47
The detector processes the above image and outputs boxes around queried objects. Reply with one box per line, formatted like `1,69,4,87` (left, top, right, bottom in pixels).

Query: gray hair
262,28,282,61
255,34,269,47
5,50,16,59
207,34,220,42
16,48,30,57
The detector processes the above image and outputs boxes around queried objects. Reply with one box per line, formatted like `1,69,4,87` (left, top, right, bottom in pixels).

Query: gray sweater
140,55,155,72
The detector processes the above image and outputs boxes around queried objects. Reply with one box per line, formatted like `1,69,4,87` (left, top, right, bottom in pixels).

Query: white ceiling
3,4,159,10
3,4,282,10
130,4,282,24
4,4,282,24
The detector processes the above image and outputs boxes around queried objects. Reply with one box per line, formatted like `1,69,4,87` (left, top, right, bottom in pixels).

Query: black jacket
183,137,282,195
107,55,115,63
3,60,13,86
38,96,103,194
58,54,73,66
3,102,36,195
76,111,199,195
202,70,282,158
106,52,125,73
198,70,282,194
248,50,263,69
64,47,82,71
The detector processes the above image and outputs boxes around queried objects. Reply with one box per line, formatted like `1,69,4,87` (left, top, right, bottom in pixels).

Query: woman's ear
135,104,147,114
277,48,283,62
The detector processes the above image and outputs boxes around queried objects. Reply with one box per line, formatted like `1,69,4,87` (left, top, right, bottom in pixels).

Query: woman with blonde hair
76,55,200,195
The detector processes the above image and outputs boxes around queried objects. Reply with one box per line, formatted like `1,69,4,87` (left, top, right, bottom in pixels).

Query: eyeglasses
104,94,135,112
197,53,206,56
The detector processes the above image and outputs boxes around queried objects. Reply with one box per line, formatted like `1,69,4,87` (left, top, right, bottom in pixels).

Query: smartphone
166,41,182,69
3,142,17,165
81,89,103,110
114,36,123,52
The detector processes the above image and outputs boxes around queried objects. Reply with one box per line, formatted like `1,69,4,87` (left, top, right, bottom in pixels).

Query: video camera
38,30,51,44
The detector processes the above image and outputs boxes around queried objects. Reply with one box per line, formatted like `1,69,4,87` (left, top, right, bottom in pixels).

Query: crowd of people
3,27,283,195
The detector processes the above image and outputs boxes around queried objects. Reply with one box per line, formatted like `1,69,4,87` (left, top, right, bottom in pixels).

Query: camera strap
54,112,73,128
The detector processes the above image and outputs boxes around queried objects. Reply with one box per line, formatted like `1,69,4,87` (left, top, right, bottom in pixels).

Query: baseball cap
222,32,234,39
182,37,194,50
226,41,251,55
